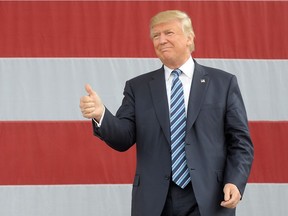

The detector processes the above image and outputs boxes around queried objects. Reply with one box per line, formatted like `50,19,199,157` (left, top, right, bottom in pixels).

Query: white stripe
197,58,288,121
172,151,185,169
0,58,287,120
237,183,288,216
0,184,287,216
0,184,132,216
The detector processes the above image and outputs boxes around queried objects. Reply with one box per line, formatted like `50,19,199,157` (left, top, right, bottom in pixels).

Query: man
80,10,254,216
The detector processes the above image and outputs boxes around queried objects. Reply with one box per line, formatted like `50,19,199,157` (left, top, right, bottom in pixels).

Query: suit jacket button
165,175,170,180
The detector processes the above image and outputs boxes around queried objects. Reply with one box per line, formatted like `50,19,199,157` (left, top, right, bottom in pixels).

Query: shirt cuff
93,108,105,127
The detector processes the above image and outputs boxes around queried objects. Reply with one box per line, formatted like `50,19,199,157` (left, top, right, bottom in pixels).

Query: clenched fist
79,84,104,121
220,183,242,209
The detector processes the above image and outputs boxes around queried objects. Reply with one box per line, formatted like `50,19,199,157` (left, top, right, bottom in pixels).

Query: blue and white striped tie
170,69,191,189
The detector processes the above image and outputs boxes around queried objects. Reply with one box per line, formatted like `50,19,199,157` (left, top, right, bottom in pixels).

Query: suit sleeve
224,75,254,196
92,81,136,152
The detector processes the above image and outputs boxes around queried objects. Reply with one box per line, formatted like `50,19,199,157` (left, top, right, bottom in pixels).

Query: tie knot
171,69,182,78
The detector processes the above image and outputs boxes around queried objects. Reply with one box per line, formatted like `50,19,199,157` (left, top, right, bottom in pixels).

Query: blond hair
150,10,195,52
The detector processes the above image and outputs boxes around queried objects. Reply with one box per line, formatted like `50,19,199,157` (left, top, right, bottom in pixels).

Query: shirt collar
164,56,194,81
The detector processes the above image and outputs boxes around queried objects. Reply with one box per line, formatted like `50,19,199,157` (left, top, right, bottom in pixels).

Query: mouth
160,47,172,52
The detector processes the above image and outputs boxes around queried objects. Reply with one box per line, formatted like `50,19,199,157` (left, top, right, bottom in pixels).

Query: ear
186,32,194,47
186,32,195,51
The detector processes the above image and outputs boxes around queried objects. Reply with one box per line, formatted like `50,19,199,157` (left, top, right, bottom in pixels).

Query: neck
164,55,191,69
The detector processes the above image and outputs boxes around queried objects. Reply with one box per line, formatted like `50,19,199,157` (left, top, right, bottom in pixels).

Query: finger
80,99,95,112
80,104,92,111
221,199,235,208
85,84,95,96
223,186,231,202
80,104,97,116
80,95,94,104
221,195,239,208
82,112,96,119
80,102,98,114
220,196,233,208
80,99,95,107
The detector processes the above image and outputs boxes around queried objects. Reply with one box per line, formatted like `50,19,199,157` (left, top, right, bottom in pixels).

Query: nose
158,34,167,44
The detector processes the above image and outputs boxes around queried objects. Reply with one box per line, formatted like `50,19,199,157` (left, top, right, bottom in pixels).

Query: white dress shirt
164,56,194,114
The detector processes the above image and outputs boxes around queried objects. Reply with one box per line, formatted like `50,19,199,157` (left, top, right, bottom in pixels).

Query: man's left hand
220,183,241,208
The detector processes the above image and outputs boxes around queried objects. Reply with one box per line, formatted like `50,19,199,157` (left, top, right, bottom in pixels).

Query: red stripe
248,121,288,183
0,121,135,185
0,121,287,185
0,1,287,58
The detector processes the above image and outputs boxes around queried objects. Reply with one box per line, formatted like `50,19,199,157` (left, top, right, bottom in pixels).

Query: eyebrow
152,28,174,35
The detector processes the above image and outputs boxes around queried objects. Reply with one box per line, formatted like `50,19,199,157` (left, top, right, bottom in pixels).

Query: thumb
223,185,231,201
85,84,95,96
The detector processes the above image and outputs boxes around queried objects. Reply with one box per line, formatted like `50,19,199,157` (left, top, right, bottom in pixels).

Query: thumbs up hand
80,84,105,121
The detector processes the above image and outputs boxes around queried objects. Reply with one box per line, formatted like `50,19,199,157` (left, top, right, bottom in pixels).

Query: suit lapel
186,61,210,131
149,67,171,144
148,62,209,143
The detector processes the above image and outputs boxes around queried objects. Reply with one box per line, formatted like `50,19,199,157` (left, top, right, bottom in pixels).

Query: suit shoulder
195,61,238,88
198,63,234,79
127,68,163,84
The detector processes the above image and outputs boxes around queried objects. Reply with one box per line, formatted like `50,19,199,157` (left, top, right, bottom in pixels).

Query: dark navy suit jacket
93,60,254,216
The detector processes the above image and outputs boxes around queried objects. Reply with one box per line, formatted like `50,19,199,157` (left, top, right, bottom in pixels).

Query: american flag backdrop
0,1,288,215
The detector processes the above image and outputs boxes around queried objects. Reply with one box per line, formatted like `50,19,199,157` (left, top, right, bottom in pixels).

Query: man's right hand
79,84,104,121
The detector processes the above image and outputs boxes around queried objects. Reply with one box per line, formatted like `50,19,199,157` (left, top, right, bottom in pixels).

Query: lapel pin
201,79,206,83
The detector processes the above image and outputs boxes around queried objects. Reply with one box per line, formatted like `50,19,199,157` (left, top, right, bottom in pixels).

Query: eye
166,31,174,36
152,33,160,39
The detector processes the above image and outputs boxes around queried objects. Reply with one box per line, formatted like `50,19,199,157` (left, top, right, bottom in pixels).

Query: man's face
151,20,193,68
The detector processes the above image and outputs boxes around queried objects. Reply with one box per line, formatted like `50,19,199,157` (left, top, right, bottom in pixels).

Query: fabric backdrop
0,1,287,215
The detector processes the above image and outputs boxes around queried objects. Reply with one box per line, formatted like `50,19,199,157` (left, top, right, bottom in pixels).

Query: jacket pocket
216,170,224,183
